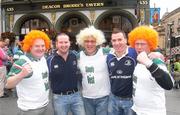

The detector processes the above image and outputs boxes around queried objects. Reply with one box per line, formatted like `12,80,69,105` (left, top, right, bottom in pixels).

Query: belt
113,94,132,100
55,88,78,95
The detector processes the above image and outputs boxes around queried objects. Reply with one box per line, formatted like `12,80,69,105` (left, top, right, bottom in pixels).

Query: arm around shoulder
148,62,174,90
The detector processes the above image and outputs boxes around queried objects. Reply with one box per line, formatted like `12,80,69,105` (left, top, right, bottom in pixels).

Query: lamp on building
9,14,14,32
90,11,95,24
51,12,56,25
167,22,174,65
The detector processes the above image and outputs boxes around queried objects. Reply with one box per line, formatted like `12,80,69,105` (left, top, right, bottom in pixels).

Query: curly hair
22,30,51,52
76,26,106,47
128,26,159,51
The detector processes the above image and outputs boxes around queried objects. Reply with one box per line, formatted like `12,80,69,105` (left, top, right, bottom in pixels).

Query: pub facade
1,0,150,48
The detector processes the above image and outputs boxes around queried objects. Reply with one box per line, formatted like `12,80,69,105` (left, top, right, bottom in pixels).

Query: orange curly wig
128,26,159,51
22,30,51,52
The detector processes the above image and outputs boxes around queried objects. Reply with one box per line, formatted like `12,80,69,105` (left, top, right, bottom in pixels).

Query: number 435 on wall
139,0,148,5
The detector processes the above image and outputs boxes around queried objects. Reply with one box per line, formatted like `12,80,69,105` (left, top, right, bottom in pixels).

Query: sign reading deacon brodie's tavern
3,0,138,13
4,0,107,12
42,2,104,10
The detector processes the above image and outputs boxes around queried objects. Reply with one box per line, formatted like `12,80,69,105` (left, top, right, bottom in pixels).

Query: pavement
0,89,180,115
0,90,54,115
166,88,180,115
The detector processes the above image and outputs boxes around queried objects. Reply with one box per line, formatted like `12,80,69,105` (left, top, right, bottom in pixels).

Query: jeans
53,92,85,115
83,95,109,115
108,93,133,115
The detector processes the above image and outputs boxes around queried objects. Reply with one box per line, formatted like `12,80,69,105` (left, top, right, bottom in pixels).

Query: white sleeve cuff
144,60,153,68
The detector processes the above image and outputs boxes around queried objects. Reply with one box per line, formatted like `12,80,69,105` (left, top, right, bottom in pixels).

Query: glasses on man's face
135,42,148,46
84,40,96,44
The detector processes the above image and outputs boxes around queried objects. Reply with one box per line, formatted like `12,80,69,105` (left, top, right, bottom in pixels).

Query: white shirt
16,56,49,111
132,63,168,115
78,48,110,98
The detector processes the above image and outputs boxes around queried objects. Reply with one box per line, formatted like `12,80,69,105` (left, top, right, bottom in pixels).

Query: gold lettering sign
41,2,104,10
86,3,104,7
7,7,14,12
42,5,61,10
63,3,84,8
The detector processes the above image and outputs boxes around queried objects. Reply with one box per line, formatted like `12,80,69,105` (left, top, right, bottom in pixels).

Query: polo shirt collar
26,53,40,61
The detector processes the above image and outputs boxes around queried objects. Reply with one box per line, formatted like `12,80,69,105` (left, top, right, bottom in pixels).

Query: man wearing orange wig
6,30,51,115
128,26,174,115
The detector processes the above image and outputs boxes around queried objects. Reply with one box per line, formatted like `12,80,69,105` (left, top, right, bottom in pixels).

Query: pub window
20,18,49,35
61,17,87,34
171,21,175,33
98,14,133,44
69,18,79,27
60,17,87,51
178,18,180,26
178,30,180,35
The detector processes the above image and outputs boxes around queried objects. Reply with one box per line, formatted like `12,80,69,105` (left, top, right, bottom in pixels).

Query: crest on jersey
110,62,115,67
54,65,59,69
124,60,132,66
116,70,123,74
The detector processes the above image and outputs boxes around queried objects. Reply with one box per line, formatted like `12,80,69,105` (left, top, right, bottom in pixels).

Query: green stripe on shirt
7,58,32,78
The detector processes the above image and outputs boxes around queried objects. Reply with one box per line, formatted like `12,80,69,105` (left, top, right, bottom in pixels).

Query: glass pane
20,18,49,34
61,17,87,34
98,14,133,45
61,17,87,51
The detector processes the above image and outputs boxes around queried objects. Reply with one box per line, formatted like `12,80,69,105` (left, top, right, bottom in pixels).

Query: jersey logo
54,64,59,69
124,60,132,66
110,62,115,67
85,66,95,84
73,60,76,65
116,70,123,74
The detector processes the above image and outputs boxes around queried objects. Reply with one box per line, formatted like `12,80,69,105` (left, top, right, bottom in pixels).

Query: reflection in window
178,31,180,35
98,15,133,44
99,15,132,33
61,17,87,34
178,18,180,26
20,18,49,35
61,17,87,51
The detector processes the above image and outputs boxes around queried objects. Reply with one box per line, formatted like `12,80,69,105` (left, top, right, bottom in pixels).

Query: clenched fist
137,51,153,67
19,64,33,78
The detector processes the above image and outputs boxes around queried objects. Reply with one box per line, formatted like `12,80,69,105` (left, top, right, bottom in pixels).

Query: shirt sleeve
7,58,32,78
147,58,174,90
